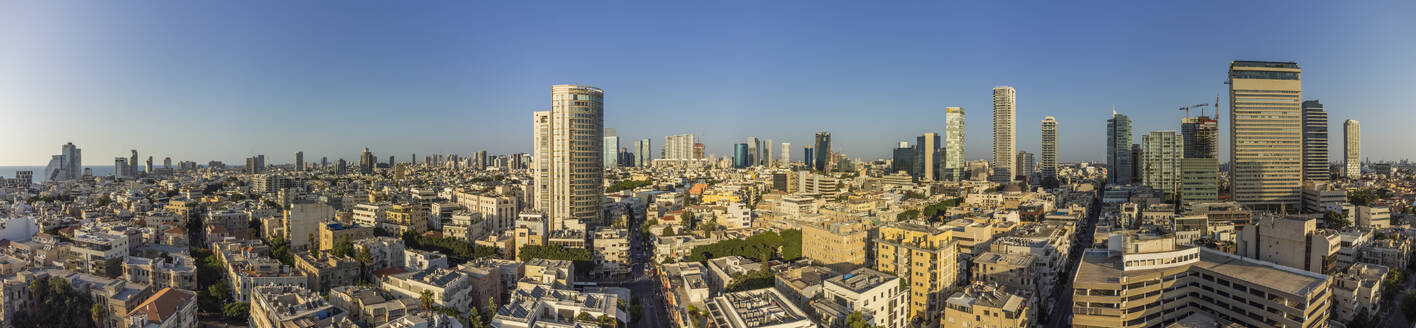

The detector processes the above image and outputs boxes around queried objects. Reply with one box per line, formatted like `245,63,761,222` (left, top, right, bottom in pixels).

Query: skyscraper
295,151,305,171
804,146,815,169
604,128,620,169
146,156,154,173
1016,151,1035,181
764,139,773,167
1106,112,1133,185
114,157,128,178
915,133,940,181
780,142,791,164
360,148,375,174
1181,116,1219,159
746,137,760,167
1229,61,1303,211
635,139,652,167
1142,131,1184,195
1041,116,1058,179
733,143,750,169
663,134,696,160
1301,100,1329,181
892,141,915,176
944,107,965,181
533,84,605,230
62,142,81,180
1345,119,1361,179
991,87,1016,183
814,132,831,172
129,150,139,177
692,143,705,159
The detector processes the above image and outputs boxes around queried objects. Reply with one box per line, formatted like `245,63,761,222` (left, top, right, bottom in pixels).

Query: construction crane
1178,103,1210,119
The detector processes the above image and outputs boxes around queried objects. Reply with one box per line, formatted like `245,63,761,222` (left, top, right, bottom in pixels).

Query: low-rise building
942,283,1032,328
802,221,869,273
705,256,763,293
522,258,574,289
811,268,908,328
1332,263,1388,322
214,239,308,300
250,285,347,328
122,254,198,291
292,251,361,292
404,249,449,271
382,267,473,312
704,288,814,328
491,284,628,328
457,258,521,311
328,285,419,326
318,222,373,251
125,287,197,328
774,263,838,312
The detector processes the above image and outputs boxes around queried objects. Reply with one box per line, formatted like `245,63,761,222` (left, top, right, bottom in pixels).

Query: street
1046,197,1101,328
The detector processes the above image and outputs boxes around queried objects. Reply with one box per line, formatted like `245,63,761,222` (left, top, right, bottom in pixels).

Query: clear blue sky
2,1,1413,166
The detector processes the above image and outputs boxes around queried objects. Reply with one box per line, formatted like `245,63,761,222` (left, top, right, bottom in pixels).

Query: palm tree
419,290,434,311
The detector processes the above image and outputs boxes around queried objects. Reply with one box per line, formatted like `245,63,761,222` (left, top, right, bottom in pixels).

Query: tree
90,303,106,327
222,302,250,322
331,235,356,258
1041,176,1061,190
576,312,596,322
847,311,871,328
1324,211,1351,229
420,290,435,311
896,210,919,221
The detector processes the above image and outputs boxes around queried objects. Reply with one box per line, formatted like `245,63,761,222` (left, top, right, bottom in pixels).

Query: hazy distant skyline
3,1,1414,166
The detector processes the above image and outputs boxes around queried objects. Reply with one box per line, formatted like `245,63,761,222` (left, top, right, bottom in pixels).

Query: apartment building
874,222,959,318
704,288,814,328
381,267,473,312
802,221,870,273
1237,215,1340,275
811,268,909,328
942,283,1032,328
250,285,347,328
121,254,198,290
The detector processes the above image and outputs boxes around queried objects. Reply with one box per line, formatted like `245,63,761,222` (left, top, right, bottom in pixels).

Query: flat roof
1074,247,1327,297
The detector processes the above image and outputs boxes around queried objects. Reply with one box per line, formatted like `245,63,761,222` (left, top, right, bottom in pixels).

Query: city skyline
4,1,1415,166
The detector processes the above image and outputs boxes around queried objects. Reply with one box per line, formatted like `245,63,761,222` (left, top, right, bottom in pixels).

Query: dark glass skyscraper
733,143,750,168
1107,112,1133,185
814,132,831,172
1301,100,1329,182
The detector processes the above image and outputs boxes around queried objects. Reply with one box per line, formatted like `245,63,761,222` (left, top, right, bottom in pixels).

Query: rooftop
824,268,896,293
1075,247,1328,296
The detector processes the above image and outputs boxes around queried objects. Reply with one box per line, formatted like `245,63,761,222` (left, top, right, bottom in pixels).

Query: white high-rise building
1041,116,1057,179
604,128,620,169
764,139,773,167
944,107,965,181
991,87,1016,183
663,134,696,160
1142,131,1184,195
780,142,791,164
534,85,605,231
1345,119,1361,179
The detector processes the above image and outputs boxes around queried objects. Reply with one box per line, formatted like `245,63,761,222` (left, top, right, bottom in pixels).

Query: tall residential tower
944,107,966,181
991,87,1016,183
1040,116,1057,179
1344,119,1360,179
533,84,605,230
